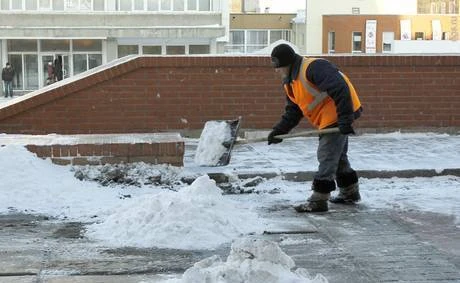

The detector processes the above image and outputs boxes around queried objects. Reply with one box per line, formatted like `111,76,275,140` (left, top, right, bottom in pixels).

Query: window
8,40,38,52
418,0,458,14
80,0,91,10
1,0,8,10
226,30,244,53
26,0,38,9
41,39,70,52
39,0,52,10
119,0,131,10
198,0,209,11
189,44,210,54
143,45,162,54
173,0,184,10
415,32,425,40
53,0,65,10
147,0,159,10
247,30,267,53
442,31,450,40
73,39,102,52
328,31,335,53
382,32,394,53
12,0,23,9
270,30,290,43
73,54,102,75
118,45,139,58
160,0,171,10
352,31,362,53
94,0,104,10
166,45,185,55
134,0,144,10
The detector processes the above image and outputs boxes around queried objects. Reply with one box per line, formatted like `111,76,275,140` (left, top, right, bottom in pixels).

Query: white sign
366,20,377,53
432,20,442,40
400,19,411,40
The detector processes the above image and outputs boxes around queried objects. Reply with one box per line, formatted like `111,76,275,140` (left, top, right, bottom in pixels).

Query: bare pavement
1,131,460,283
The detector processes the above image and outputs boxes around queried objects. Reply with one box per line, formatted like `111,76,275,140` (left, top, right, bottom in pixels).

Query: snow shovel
194,117,340,167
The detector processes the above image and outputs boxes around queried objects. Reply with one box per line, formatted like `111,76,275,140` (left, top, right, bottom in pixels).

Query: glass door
41,55,54,87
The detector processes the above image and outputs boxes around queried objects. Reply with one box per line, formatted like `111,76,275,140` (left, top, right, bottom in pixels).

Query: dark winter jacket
274,55,362,132
2,67,14,82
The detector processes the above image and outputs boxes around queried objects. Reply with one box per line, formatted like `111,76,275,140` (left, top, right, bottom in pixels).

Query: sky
0,131,459,282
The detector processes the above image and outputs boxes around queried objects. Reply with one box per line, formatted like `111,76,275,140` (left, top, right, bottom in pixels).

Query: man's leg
329,138,361,203
295,131,347,212
7,81,13,97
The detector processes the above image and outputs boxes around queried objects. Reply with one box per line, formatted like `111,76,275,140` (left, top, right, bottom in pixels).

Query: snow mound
86,175,265,249
163,238,328,283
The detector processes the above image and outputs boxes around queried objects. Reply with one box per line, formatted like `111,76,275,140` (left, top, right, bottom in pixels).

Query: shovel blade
194,118,241,167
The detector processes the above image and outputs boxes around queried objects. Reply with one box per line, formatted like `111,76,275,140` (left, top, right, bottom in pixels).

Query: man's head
270,44,296,68
6,62,10,68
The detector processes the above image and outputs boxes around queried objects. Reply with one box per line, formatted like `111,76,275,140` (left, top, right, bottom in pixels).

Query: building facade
225,13,294,54
307,0,460,54
0,0,229,92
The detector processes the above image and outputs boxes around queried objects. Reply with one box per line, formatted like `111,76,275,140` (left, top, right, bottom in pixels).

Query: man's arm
274,96,303,132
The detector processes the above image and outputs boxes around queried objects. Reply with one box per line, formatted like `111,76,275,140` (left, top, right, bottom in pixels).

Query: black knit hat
270,44,296,68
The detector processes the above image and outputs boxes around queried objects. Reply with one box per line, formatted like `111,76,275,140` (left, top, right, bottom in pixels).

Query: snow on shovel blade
194,118,241,166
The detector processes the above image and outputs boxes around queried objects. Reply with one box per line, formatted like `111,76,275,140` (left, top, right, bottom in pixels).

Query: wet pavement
1,202,459,283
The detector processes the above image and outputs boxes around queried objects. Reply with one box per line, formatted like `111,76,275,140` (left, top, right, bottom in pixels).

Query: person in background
54,55,63,81
268,43,363,213
2,62,15,98
46,62,55,85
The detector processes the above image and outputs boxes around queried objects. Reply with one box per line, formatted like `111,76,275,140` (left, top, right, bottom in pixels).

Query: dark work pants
313,131,357,194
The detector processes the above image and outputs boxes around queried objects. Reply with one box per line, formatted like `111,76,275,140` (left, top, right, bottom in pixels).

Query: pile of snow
86,175,266,249
194,121,233,166
159,239,328,283
0,145,122,219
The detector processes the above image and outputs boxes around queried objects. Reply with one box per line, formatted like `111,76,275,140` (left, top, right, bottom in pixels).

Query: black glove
268,128,287,145
339,124,355,135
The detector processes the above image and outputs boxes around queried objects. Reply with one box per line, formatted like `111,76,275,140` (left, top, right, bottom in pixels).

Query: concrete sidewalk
1,202,459,283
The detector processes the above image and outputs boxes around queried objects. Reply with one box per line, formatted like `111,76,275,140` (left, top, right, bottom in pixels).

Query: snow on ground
154,239,327,283
1,132,460,282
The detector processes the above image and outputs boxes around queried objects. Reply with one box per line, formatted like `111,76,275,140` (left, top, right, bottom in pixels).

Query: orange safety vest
283,58,361,129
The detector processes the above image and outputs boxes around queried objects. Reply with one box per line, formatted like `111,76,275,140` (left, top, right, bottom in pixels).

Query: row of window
225,29,291,53
0,0,212,11
6,39,104,90
418,0,459,14
118,44,210,56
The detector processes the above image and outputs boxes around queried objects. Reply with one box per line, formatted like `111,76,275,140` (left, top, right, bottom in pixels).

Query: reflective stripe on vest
298,59,329,111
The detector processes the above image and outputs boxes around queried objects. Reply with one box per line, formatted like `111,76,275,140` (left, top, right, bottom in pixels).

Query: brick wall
4,133,184,166
0,55,459,135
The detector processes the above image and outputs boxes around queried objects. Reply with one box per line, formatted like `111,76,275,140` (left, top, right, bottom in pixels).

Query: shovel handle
235,127,340,144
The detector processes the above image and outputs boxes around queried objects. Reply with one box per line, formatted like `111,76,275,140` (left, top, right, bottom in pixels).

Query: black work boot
329,182,361,204
294,191,330,212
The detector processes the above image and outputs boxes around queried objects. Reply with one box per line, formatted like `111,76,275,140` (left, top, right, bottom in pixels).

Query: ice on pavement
157,239,328,283
86,175,265,249
194,120,232,166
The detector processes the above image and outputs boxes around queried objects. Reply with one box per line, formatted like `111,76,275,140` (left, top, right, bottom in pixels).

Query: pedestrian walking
268,43,363,212
2,62,15,98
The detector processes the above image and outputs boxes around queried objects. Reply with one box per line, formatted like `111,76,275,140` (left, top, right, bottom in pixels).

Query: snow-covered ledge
0,133,184,166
